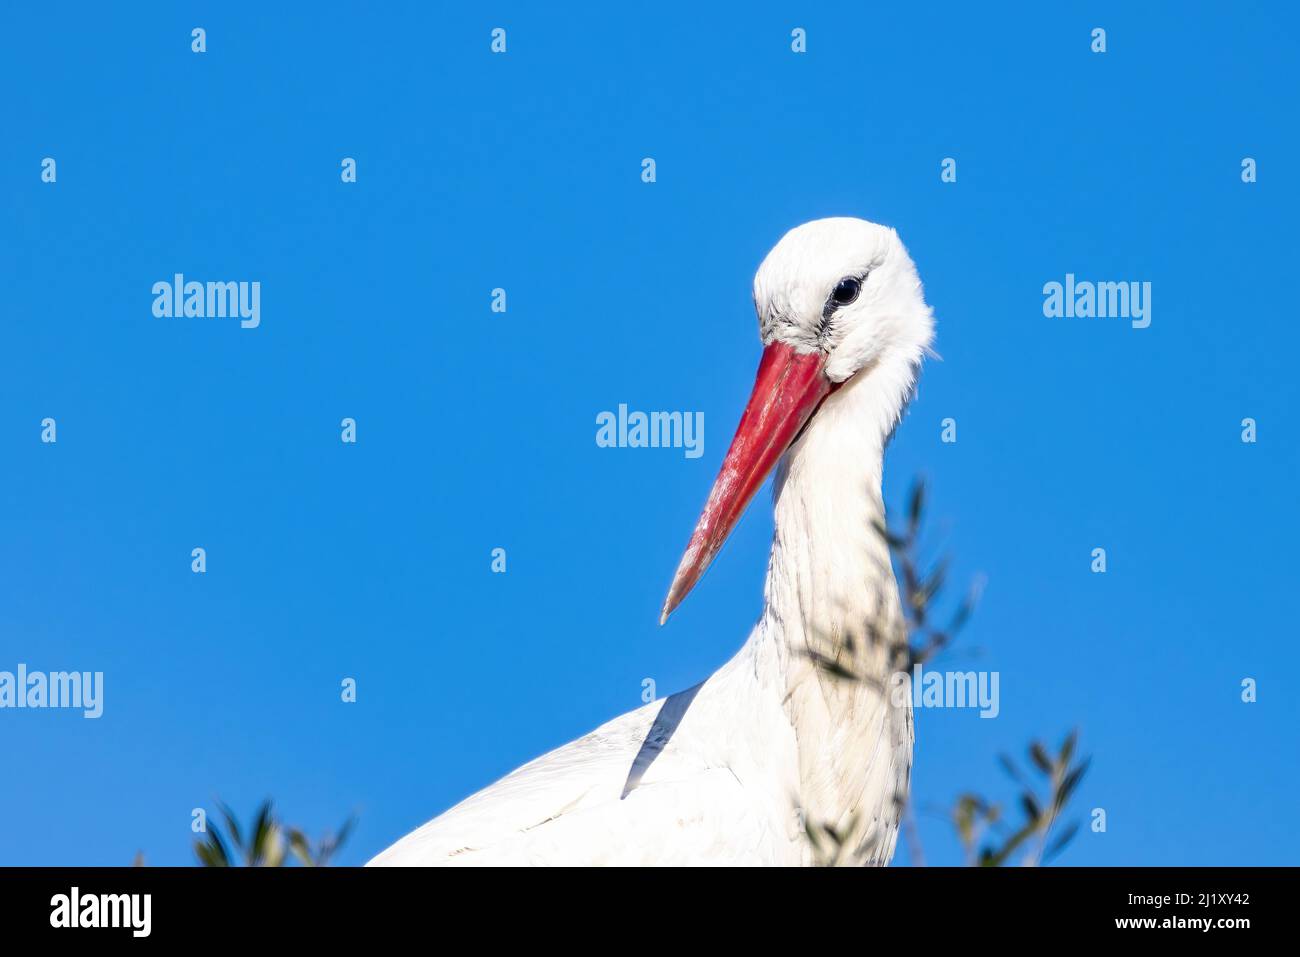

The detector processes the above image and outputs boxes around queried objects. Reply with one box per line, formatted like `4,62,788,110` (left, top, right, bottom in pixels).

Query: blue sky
2,3,1296,866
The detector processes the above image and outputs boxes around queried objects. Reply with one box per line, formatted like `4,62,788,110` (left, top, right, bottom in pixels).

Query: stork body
370,219,933,866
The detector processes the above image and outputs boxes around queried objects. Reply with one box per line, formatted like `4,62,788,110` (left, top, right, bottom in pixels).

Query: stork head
660,217,933,624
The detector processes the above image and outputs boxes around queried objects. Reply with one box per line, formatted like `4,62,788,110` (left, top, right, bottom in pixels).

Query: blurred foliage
806,811,864,868
191,800,355,867
805,478,1090,867
875,478,983,671
953,730,1090,866
805,478,982,688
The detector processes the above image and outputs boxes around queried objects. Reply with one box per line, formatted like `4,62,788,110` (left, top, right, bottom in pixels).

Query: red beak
660,341,834,624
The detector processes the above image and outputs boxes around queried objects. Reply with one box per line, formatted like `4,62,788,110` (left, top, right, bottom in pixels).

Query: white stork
370,217,935,866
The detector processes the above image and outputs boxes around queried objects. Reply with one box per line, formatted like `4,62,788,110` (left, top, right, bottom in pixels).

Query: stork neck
755,357,915,848
762,359,911,671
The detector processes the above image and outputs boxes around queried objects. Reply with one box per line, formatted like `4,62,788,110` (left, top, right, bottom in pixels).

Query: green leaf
998,753,1030,788
194,826,231,868
288,829,313,867
916,558,950,608
249,801,276,866
1054,758,1091,814
1029,742,1053,775
215,800,243,856
1059,729,1079,767
261,827,286,868
983,819,1037,867
947,599,973,635
804,648,860,682
1044,821,1080,863
329,816,357,863
907,480,926,541
1020,792,1042,824
871,518,907,550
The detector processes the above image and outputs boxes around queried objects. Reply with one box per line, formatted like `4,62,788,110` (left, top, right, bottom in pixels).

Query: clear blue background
2,2,1295,866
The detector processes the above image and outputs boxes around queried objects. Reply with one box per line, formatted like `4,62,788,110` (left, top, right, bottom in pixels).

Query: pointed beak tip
658,591,677,626
657,342,831,632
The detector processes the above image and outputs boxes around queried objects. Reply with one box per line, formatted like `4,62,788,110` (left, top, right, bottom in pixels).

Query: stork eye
831,277,861,306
